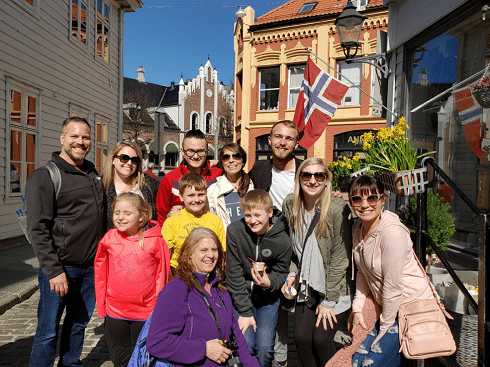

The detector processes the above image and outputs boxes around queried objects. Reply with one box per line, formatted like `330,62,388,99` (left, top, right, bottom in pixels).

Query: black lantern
334,1,367,59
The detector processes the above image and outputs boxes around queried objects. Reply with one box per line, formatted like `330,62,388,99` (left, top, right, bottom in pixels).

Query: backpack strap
44,161,62,199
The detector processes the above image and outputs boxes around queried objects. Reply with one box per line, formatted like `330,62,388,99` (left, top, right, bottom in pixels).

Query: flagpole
304,47,398,121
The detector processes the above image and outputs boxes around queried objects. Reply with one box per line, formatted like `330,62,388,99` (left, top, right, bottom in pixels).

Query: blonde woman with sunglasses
207,143,254,229
102,141,159,229
281,157,354,366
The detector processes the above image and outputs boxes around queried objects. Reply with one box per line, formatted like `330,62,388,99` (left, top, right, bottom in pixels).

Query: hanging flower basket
379,166,428,197
472,70,490,108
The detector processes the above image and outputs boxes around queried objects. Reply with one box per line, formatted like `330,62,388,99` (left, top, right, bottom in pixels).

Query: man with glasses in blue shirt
156,129,222,224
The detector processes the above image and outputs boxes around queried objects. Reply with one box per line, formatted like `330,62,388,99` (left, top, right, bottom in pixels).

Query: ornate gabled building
233,0,389,168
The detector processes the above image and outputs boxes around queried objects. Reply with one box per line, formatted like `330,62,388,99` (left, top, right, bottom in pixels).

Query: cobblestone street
0,291,112,367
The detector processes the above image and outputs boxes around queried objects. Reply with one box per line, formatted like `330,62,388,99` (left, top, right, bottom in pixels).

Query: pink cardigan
352,211,433,338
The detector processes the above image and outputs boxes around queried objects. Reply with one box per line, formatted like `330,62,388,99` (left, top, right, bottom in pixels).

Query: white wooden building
0,0,142,239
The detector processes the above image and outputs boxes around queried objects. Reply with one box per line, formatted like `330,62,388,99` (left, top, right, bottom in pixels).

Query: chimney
171,81,175,89
137,66,145,83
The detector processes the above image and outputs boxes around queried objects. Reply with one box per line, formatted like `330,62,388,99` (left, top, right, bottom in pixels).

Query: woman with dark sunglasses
207,143,254,230
348,174,433,367
281,157,354,366
102,141,159,229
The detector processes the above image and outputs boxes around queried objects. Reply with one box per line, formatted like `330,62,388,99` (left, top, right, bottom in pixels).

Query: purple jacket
147,273,259,367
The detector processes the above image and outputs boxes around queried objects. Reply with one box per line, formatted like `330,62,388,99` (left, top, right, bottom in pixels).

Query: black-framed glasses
350,195,381,207
183,148,207,158
115,154,140,165
299,171,327,183
222,153,242,162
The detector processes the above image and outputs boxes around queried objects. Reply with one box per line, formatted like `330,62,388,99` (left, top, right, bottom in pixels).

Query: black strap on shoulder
297,209,320,272
194,277,227,342
45,161,61,199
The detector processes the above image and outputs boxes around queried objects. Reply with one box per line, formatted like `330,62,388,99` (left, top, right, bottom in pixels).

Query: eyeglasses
183,148,207,158
115,154,140,165
222,153,242,162
350,195,381,207
299,171,327,183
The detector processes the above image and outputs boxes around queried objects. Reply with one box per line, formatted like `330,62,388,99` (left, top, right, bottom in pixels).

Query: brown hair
240,189,273,213
290,158,332,238
218,142,251,197
112,192,152,248
61,116,91,133
102,141,145,193
348,174,386,203
175,227,226,292
178,173,207,194
270,120,300,141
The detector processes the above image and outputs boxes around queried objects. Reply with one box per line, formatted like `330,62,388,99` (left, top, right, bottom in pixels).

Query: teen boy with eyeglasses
156,129,222,224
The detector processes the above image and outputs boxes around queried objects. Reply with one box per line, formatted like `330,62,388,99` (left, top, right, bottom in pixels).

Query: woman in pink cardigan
348,175,433,367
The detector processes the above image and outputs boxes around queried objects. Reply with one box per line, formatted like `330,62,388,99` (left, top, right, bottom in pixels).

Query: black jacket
248,156,303,192
226,210,292,317
106,174,159,229
26,152,105,279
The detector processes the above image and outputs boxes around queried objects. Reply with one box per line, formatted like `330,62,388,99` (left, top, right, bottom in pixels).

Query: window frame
338,61,362,106
70,0,89,48
191,112,199,130
205,112,212,134
297,2,317,14
259,67,280,111
6,77,41,198
11,0,40,18
288,64,306,109
96,0,110,63
94,114,109,174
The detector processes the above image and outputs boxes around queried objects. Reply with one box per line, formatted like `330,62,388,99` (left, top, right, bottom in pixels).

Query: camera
223,336,243,367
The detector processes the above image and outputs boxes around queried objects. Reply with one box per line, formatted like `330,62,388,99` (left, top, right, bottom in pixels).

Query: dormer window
352,0,368,11
298,1,317,14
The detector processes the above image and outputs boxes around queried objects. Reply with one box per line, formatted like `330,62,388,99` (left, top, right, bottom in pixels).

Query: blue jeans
30,266,96,367
352,320,402,367
238,296,280,367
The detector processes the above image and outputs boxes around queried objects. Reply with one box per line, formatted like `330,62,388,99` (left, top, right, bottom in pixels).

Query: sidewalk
0,236,39,316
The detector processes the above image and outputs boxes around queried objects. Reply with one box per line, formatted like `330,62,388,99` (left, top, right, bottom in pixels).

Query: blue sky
123,1,286,87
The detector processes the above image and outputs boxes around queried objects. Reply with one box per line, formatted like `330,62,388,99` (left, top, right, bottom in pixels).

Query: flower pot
472,88,490,108
379,167,428,196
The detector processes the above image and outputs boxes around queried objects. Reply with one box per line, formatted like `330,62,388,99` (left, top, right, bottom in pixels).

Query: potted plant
354,117,435,196
327,154,368,192
398,190,456,273
472,73,490,108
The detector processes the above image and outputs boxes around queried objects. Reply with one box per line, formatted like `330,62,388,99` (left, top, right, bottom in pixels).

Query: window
7,80,40,195
70,103,89,119
259,67,280,111
71,0,88,47
339,61,361,105
191,113,199,130
298,2,317,14
95,115,109,173
12,0,39,16
96,0,110,62
205,113,212,134
288,64,306,109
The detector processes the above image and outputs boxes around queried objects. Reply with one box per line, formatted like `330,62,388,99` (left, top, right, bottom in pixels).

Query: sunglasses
350,195,381,207
115,154,140,165
299,171,327,182
222,153,242,162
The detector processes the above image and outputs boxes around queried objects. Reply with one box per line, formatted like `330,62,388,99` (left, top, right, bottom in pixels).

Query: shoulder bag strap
297,209,320,272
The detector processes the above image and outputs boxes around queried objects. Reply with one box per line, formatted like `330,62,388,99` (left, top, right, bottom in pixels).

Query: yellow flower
353,155,360,161
363,141,371,149
340,162,346,168
347,164,352,170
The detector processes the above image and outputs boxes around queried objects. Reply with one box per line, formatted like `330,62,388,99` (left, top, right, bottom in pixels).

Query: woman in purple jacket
147,227,259,367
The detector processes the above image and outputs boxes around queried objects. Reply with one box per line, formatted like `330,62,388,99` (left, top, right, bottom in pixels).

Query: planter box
379,167,428,196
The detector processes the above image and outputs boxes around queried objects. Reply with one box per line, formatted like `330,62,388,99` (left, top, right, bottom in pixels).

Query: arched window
205,113,212,134
191,113,198,130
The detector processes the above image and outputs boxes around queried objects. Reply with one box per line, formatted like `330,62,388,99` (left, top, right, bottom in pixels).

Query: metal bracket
345,52,391,79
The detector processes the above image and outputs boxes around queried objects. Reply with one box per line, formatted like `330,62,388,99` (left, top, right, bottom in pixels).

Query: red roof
253,0,386,27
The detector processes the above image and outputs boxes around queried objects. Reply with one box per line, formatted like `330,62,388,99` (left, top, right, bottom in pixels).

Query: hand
49,272,69,297
332,190,344,199
348,311,368,334
251,267,271,288
238,316,256,334
168,205,182,217
281,275,296,295
315,304,337,331
205,339,232,364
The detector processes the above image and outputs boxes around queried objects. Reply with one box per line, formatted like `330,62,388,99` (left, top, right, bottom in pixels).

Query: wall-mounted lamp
335,0,390,78
235,6,246,18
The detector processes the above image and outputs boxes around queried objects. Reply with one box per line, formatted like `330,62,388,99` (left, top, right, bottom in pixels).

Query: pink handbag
397,252,456,359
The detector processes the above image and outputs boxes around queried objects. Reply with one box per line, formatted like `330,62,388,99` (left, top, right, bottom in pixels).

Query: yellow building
234,0,389,169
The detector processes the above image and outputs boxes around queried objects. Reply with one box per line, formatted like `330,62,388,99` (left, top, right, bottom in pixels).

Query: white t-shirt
269,165,295,210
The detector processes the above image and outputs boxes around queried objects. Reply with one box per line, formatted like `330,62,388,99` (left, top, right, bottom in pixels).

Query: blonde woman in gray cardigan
281,157,354,367
207,143,254,229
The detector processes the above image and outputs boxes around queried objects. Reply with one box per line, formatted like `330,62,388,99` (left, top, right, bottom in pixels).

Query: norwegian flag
293,58,349,149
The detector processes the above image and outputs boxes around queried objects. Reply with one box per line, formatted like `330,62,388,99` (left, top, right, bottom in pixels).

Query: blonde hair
290,157,332,238
102,141,145,193
112,193,152,248
175,227,226,292
240,189,273,212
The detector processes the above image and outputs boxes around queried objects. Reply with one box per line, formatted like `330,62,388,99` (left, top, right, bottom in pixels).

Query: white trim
11,0,40,19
